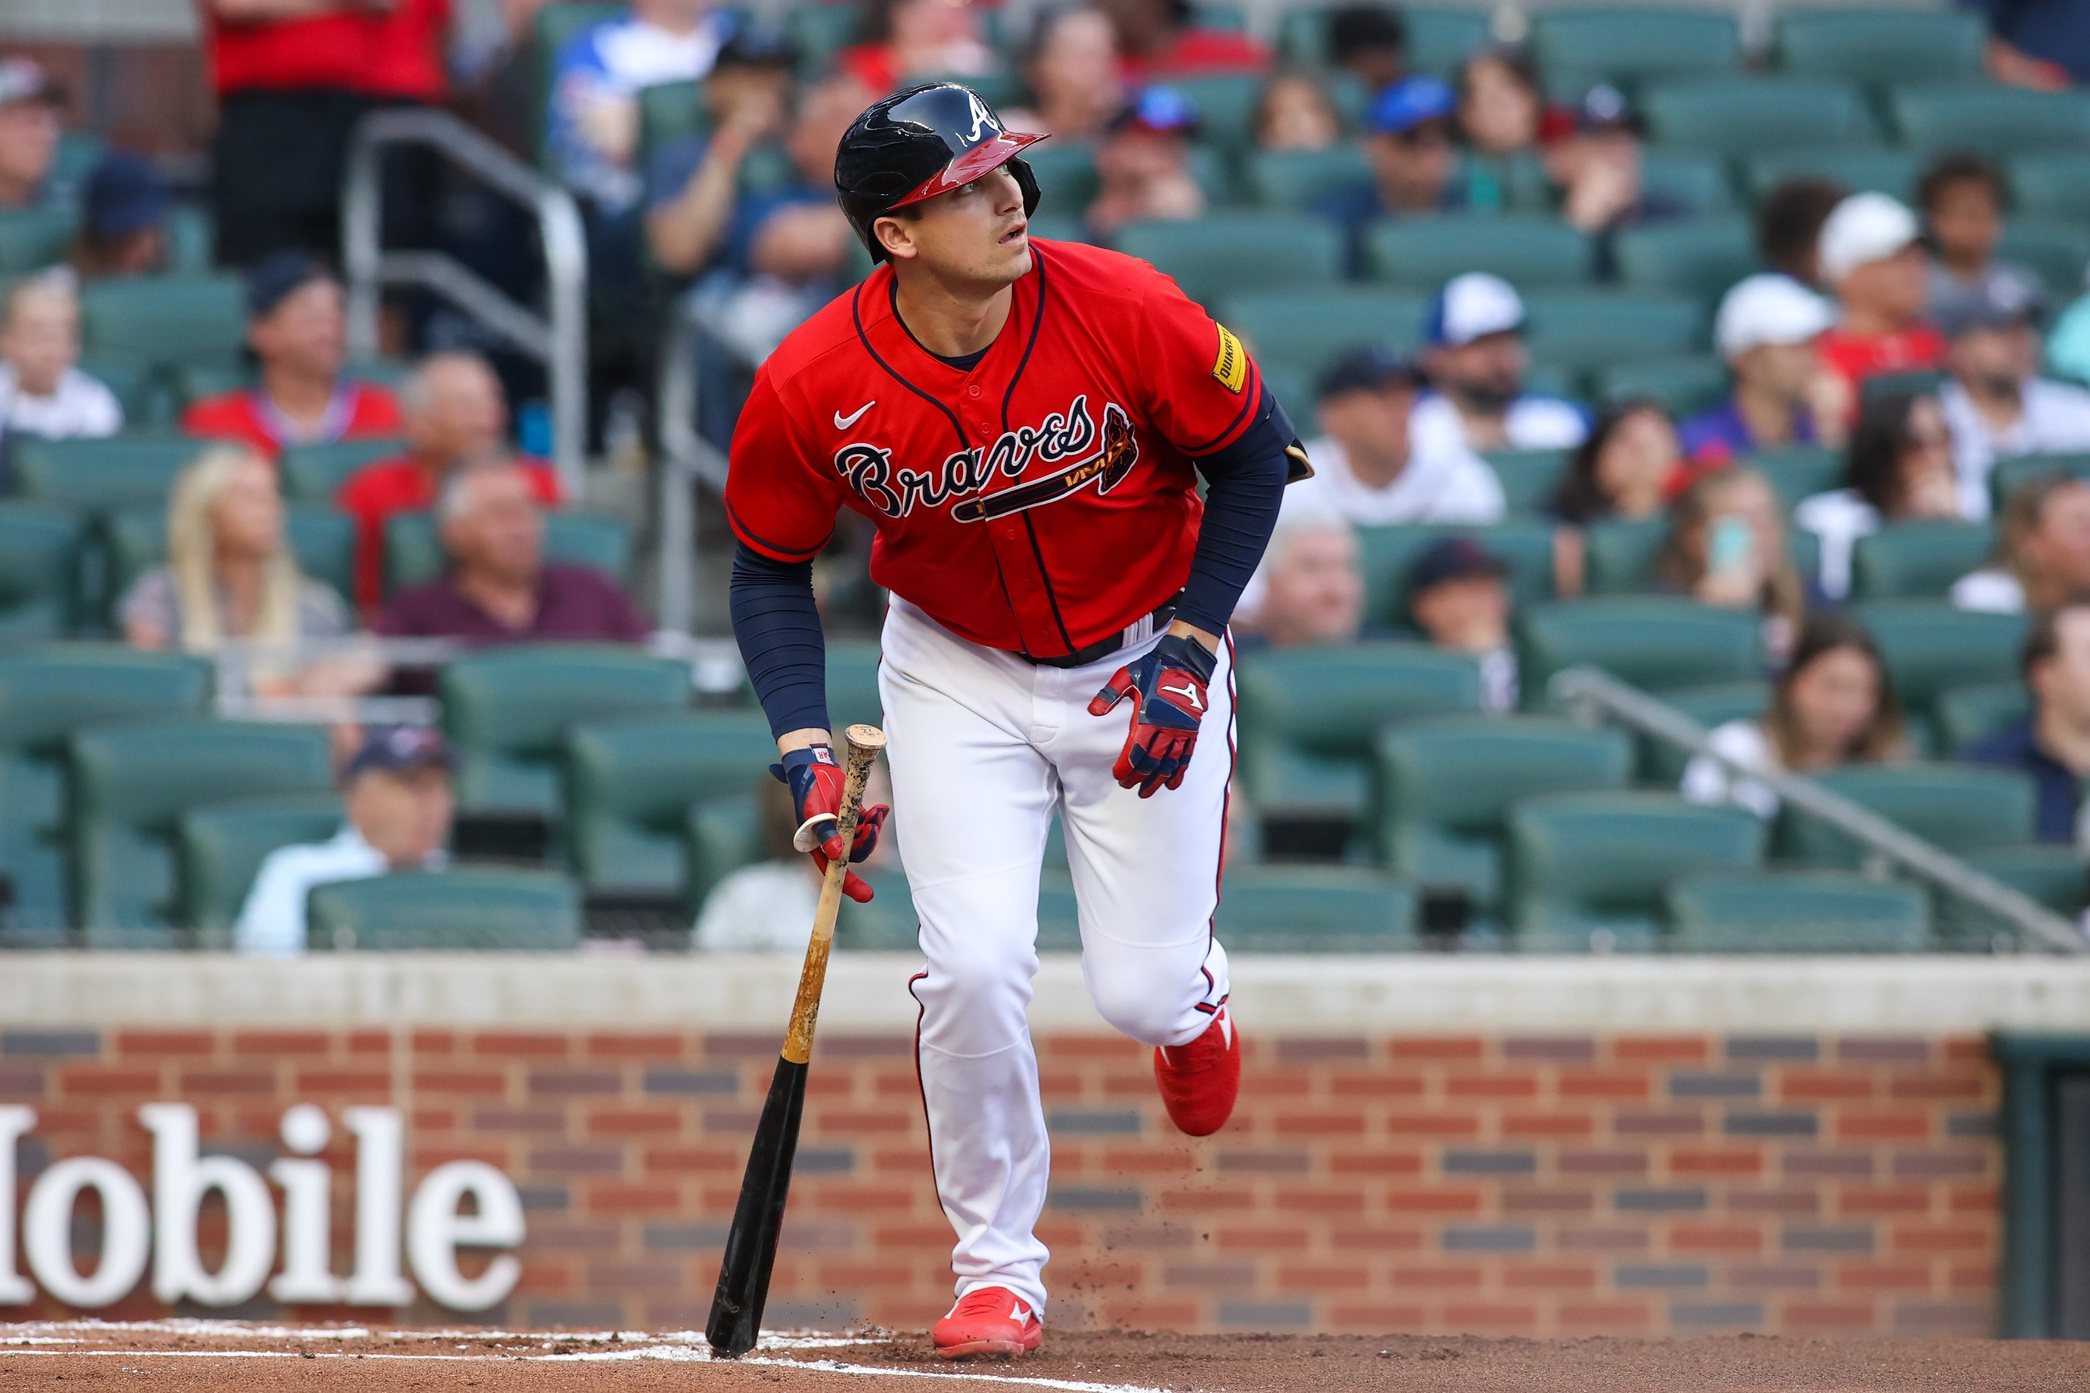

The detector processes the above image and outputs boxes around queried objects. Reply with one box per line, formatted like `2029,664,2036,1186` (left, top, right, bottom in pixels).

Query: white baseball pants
876,595,1234,1319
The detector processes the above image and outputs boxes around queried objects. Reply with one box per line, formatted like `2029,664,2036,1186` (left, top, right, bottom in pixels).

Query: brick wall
0,1025,1997,1337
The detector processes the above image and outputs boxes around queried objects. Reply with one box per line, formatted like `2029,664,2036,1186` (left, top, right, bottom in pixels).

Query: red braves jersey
725,240,1265,660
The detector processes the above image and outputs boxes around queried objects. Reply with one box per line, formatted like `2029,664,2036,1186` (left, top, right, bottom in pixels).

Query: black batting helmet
834,82,1046,262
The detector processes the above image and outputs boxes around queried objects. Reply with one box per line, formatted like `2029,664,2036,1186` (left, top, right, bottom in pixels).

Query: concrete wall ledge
3,952,2088,1033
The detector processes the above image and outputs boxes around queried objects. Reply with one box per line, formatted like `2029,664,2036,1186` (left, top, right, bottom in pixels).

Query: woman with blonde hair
1656,465,1809,664
121,444,356,692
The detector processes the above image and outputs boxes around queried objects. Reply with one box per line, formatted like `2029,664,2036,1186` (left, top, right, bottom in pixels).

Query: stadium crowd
5,0,2090,952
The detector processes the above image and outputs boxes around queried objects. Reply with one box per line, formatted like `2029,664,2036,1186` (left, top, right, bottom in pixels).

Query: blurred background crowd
6,0,2090,955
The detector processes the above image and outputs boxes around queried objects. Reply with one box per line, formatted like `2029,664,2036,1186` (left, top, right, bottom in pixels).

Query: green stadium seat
638,80,707,160
1022,143,1100,213
1027,214,1094,246
1036,869,1082,952
1168,74,1265,154
101,504,355,623
2009,152,2090,221
1664,869,1928,953
2000,217,2090,296
1521,292,1704,372
1507,790,1764,948
307,868,582,950
1742,147,1921,204
0,206,77,274
1849,521,1996,600
1278,4,1489,73
566,712,777,895
1482,449,1570,514
1356,519,1556,625
785,1,863,75
1215,866,1420,951
1964,844,2087,917
165,205,213,275
1989,451,2090,513
1640,78,1875,156
1593,356,1730,417
10,434,205,511
0,505,85,640
1244,144,1372,211
441,646,690,820
921,69,1022,112
835,867,919,951
1365,215,1595,289
1580,517,1668,594
0,649,208,945
1528,9,1739,84
75,355,159,426
1850,601,2026,714
1374,714,1631,915
280,438,406,502
1743,444,1844,508
1223,289,1430,380
1775,762,2035,866
826,639,884,733
1116,215,1343,306
1613,218,1760,302
70,718,334,946
78,275,247,375
530,2,625,165
1935,680,2028,753
1774,9,1986,86
686,793,762,919
176,793,345,944
1889,83,2090,157
382,509,633,596
1235,642,1480,821
1638,152,1737,215
1517,597,1762,707
1640,680,1770,784
1185,146,1239,206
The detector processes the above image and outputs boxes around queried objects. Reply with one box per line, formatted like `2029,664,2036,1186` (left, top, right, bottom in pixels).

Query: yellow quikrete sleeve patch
1211,324,1247,394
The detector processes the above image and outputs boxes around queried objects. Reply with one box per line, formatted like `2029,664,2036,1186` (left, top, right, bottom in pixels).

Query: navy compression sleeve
729,541,831,740
1174,384,1296,637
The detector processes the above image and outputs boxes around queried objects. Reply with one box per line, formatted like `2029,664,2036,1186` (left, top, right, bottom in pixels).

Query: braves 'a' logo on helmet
962,88,1001,142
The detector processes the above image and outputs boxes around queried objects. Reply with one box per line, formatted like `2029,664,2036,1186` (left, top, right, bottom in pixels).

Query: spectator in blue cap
1415,272,1587,455
1318,74,1462,261
1407,537,1518,711
70,152,169,280
234,725,455,955
1088,85,1206,239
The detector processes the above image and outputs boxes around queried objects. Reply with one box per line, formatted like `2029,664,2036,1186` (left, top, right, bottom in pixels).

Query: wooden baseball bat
706,723,887,1358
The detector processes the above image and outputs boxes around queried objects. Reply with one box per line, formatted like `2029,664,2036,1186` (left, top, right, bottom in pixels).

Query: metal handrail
341,108,589,495
1551,665,2086,955
655,297,732,634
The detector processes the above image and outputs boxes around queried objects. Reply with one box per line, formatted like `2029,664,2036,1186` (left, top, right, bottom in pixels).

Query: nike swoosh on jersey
834,400,875,429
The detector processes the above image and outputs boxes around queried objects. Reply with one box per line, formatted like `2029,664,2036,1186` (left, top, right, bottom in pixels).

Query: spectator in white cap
1813,192,1946,416
0,57,63,212
1414,272,1587,456
1937,274,2090,519
1680,273,1838,467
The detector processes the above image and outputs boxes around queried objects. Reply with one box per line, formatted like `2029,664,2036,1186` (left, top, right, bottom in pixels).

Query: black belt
1018,594,1180,669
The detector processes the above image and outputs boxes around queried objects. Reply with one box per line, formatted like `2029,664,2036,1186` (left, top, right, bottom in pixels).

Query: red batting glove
774,745,890,902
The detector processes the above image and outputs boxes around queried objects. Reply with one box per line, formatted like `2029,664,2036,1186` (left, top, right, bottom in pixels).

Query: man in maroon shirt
376,459,648,644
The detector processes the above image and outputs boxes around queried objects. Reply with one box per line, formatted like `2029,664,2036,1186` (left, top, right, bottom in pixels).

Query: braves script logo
833,396,1139,522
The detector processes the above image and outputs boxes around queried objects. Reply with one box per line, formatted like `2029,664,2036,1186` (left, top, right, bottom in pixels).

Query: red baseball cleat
1154,1005,1240,1137
932,1286,1043,1359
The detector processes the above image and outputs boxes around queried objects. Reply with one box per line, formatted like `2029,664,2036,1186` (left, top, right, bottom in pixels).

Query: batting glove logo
1089,633,1217,798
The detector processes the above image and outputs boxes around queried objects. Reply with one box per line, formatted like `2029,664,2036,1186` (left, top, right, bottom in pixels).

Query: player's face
878,165,1032,288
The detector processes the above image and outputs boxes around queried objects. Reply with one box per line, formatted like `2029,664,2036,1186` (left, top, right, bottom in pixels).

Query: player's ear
873,215,918,263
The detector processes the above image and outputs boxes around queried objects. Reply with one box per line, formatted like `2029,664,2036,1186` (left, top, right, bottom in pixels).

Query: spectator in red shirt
202,0,449,266
182,253,403,462
336,352,560,613
1100,0,1271,81
377,458,648,644
837,0,999,96
1813,192,1946,422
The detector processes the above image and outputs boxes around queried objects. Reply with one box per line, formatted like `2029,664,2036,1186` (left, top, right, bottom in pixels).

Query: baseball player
724,82,1305,1359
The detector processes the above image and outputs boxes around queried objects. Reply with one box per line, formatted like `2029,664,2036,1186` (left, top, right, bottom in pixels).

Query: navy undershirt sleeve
729,541,831,740
1175,383,1295,637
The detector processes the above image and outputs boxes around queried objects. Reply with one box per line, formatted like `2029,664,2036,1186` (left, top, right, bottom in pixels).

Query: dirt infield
3,1322,2089,1392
